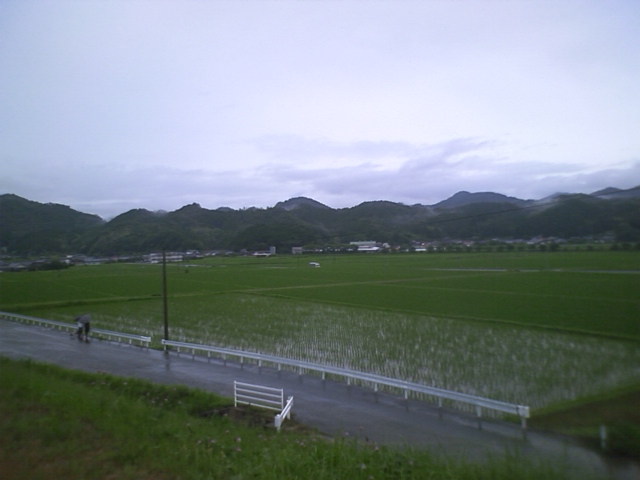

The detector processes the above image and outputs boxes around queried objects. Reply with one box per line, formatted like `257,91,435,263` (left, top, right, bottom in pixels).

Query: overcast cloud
1,0,638,219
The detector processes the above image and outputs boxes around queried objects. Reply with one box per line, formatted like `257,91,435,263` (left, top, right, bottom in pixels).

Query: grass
529,384,640,457
531,384,640,432
0,357,585,480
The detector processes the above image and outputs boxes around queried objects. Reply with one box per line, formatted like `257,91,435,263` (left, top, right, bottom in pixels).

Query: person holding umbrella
74,314,91,342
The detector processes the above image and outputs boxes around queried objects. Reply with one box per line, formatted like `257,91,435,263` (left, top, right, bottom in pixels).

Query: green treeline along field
1,251,639,416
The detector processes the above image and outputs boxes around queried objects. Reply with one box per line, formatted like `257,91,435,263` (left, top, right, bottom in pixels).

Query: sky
1,0,639,220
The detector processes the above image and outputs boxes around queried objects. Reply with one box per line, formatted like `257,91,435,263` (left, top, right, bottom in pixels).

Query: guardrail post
275,396,294,432
275,415,282,431
516,405,529,432
476,405,482,430
233,381,238,408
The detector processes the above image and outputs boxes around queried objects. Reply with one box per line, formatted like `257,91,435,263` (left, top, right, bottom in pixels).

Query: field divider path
231,271,508,293
381,282,639,304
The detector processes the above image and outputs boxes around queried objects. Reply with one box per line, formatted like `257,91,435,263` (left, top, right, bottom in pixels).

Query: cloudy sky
1,0,639,219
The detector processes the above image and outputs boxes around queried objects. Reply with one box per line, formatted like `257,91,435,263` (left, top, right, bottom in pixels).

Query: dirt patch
194,405,275,428
193,405,316,433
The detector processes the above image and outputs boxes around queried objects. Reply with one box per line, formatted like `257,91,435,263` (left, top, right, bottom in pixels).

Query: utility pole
162,249,169,342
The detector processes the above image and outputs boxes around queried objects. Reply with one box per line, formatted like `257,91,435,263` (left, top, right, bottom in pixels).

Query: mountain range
1,186,639,255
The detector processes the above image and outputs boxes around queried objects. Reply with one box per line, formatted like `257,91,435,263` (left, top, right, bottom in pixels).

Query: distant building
350,241,380,252
145,252,183,263
357,245,380,252
350,241,377,247
252,246,276,257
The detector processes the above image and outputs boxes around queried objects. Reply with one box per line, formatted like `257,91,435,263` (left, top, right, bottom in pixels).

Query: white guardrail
162,338,530,428
0,311,151,347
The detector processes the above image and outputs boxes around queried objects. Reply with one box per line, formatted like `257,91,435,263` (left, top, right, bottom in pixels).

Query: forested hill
0,194,104,254
1,187,639,255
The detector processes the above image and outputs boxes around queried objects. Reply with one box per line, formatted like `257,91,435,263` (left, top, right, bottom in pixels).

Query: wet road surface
1,319,637,479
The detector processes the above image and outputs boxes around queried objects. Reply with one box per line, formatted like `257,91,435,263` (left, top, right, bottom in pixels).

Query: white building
145,252,183,263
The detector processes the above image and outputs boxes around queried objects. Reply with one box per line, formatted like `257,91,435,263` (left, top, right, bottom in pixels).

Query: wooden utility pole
162,250,169,342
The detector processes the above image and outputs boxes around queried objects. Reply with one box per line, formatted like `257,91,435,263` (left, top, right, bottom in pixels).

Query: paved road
1,320,637,479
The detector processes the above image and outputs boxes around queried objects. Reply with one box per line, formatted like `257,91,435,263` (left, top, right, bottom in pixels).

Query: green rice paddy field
1,251,639,413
